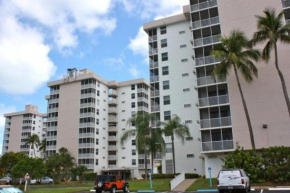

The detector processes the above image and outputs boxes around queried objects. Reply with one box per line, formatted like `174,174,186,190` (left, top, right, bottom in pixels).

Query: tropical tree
252,8,290,116
212,30,260,150
58,147,75,180
24,134,40,158
148,128,165,171
71,165,87,182
120,112,164,179
161,115,190,175
0,152,27,175
39,139,47,159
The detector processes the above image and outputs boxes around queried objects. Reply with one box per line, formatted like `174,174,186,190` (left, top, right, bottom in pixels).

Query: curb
197,190,218,192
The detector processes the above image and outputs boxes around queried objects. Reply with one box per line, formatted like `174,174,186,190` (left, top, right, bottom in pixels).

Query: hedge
141,173,200,179
82,172,96,181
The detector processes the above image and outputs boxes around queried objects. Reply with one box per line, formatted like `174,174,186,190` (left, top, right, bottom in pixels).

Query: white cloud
104,55,126,71
0,104,16,155
129,66,140,78
129,27,148,58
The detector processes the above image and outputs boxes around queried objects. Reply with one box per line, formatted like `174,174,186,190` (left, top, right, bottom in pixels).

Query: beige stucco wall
57,81,81,158
218,0,290,149
8,115,22,152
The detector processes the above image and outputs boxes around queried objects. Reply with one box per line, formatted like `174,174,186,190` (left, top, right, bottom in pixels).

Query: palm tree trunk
171,135,176,175
144,149,148,180
233,64,256,150
274,44,290,117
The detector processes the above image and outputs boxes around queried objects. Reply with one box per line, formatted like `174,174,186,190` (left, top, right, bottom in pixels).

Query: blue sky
0,0,189,153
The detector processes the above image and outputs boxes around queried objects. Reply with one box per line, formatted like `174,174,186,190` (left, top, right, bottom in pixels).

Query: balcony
3,141,9,146
137,88,149,94
194,35,220,47
200,116,232,129
108,146,117,151
199,95,230,107
150,90,159,98
108,165,117,168
3,136,9,141
138,164,151,169
150,76,159,82
22,128,32,132
48,98,59,104
79,122,95,128
109,126,118,132
190,0,217,12
154,152,162,160
46,135,57,140
79,133,95,138
108,136,118,141
47,117,58,122
4,129,10,134
192,16,220,30
79,164,94,169
20,147,30,152
48,108,58,113
282,0,290,8
151,105,160,112
50,90,59,95
108,155,117,160
109,90,118,97
138,97,148,103
148,35,157,42
47,126,57,131
5,123,11,128
78,153,94,158
23,117,33,121
108,107,117,114
22,123,32,126
201,140,234,152
81,83,96,89
79,143,95,148
150,61,158,69
80,112,95,118
138,106,149,112
195,56,222,66
80,103,95,108
108,116,117,123
46,145,57,150
149,48,158,56
197,76,226,87
108,99,117,105
81,93,96,99
286,19,290,24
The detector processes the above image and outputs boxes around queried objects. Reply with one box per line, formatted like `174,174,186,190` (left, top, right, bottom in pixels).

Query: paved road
78,190,290,193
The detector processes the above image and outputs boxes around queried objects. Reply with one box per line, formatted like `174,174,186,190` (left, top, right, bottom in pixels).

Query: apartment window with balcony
132,149,136,155
160,26,167,34
182,73,189,77
162,52,168,61
132,140,136,146
161,39,167,48
181,58,188,62
131,93,135,99
131,102,136,108
96,159,98,165
162,66,169,75
179,31,185,34
131,85,135,90
163,95,170,105
183,88,190,92
164,111,171,121
132,159,136,165
163,81,170,90
180,44,187,48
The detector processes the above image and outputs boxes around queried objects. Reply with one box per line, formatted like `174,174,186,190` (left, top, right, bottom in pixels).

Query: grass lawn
128,179,172,191
186,178,217,191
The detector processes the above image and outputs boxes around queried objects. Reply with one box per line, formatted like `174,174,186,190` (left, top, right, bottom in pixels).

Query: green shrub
54,179,61,184
83,172,96,181
141,173,200,179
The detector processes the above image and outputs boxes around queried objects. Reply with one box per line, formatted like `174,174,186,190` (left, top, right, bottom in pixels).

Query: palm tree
212,30,260,150
252,8,290,116
120,112,164,179
39,139,47,159
148,128,165,171
24,134,40,158
161,115,190,175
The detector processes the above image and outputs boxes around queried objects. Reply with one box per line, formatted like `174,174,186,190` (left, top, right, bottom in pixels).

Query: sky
0,0,189,153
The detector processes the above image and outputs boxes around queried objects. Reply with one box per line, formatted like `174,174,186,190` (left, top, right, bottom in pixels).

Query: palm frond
120,129,137,145
212,60,231,81
262,41,273,62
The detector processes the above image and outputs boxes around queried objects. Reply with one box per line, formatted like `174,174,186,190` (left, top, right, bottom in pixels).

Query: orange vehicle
94,175,129,193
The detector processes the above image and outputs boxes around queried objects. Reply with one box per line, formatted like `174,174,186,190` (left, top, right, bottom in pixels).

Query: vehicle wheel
111,186,116,193
218,190,223,193
49,182,52,185
248,185,251,192
123,184,129,193
96,190,102,193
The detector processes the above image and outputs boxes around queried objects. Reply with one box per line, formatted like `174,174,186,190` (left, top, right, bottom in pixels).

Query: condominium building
144,0,290,177
2,105,46,157
46,68,150,179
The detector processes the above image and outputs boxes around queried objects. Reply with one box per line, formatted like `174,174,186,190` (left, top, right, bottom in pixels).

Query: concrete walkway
172,179,196,192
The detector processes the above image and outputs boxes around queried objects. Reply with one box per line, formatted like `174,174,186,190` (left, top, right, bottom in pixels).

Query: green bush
141,173,200,179
54,179,61,184
83,172,96,181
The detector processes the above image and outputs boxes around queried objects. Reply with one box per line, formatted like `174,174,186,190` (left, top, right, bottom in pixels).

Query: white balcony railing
150,76,159,82
80,112,95,118
5,123,11,128
108,146,117,150
150,61,158,69
149,48,158,55
108,116,117,122
108,136,117,141
197,76,226,87
201,140,234,152
50,90,59,95
79,122,95,127
46,135,57,140
138,106,149,112
78,153,94,158
200,116,232,128
79,143,95,148
108,99,117,105
282,0,290,8
20,148,30,152
199,95,230,107
138,97,148,102
47,126,57,131
108,165,117,168
22,128,32,132
148,35,157,42
109,89,117,96
46,145,57,150
48,108,58,113
109,126,118,131
194,35,220,47
150,90,159,97
81,93,96,99
22,123,32,126
47,117,58,122
108,155,117,160
81,83,96,89
108,108,117,114
3,136,9,141
195,56,222,66
192,16,220,30
151,105,160,112
79,164,94,169
79,133,95,138
80,103,95,108
137,88,149,94
23,117,33,121
138,164,151,169
190,0,217,12
48,98,59,104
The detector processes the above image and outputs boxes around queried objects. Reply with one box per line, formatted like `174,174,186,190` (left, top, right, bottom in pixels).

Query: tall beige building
2,105,46,158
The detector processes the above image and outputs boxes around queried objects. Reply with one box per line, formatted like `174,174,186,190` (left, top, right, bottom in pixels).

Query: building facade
46,69,150,179
144,0,290,177
2,105,46,158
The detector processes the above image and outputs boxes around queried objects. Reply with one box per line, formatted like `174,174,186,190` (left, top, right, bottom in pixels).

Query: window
122,92,125,95
180,44,187,48
185,120,192,124
122,110,125,112
162,53,168,61
96,149,99,155
131,102,136,108
122,119,125,122
96,119,99,125
131,85,135,90
96,159,98,165
164,95,170,105
182,73,189,77
132,149,136,155
122,157,125,159
132,140,136,146
181,59,188,62
160,26,166,34
186,137,193,141
187,154,194,158
166,143,172,153
131,93,135,99
179,31,185,34
161,39,167,48
132,159,136,165
164,111,171,121
96,129,99,135
163,81,170,90
162,66,169,75
184,104,191,108
96,139,99,145
183,88,190,92
97,109,99,115
97,90,100,96
122,147,126,149
122,101,125,103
